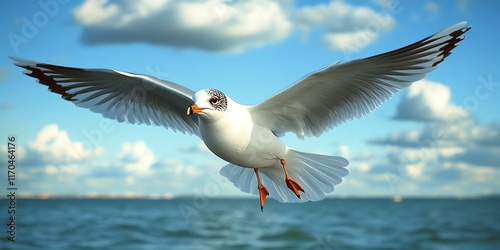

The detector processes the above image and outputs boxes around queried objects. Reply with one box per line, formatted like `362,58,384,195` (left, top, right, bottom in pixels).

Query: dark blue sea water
1,198,499,249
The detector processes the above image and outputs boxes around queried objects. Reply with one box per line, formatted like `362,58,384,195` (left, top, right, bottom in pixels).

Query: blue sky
1,0,499,199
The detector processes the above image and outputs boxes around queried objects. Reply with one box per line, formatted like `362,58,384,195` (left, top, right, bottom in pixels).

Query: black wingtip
9,57,79,101
431,23,471,67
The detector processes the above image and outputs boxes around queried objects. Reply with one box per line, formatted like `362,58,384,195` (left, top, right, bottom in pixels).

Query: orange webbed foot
280,159,305,199
258,183,269,212
285,177,304,199
254,168,269,212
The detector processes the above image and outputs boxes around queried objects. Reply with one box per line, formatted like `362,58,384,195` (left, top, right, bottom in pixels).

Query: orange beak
187,104,206,115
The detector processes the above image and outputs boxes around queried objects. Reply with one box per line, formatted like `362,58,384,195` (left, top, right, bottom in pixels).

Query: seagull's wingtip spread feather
250,22,471,139
10,56,200,136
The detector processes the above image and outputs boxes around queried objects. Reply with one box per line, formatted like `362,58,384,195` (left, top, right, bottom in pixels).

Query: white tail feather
219,149,349,203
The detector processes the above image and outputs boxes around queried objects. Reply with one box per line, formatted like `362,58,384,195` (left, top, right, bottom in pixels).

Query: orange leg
280,159,304,198
254,168,269,212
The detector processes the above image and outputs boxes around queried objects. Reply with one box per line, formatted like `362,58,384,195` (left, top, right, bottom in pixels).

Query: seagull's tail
219,149,349,203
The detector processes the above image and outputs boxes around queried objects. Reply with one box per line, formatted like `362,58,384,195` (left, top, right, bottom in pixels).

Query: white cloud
364,73,500,197
346,155,372,174
72,0,396,53
371,118,500,150
45,165,60,175
323,30,376,51
161,158,202,178
25,124,104,166
73,0,291,53
394,79,469,122
0,125,107,194
0,123,227,197
367,72,499,194
338,144,350,159
405,163,424,178
118,141,156,176
73,0,120,25
367,117,500,195
445,147,500,167
293,0,395,52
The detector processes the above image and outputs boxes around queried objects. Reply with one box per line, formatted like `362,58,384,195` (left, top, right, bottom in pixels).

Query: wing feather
250,22,470,138
11,57,199,136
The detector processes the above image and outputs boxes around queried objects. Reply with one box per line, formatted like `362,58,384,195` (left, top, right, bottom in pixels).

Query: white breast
199,101,286,168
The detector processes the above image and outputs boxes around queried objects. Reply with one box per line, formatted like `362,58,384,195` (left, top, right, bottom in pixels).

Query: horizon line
2,193,499,200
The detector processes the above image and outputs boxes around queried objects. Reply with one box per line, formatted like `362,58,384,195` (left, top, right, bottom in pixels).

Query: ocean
1,198,499,249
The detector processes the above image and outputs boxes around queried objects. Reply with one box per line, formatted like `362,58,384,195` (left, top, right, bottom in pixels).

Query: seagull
11,22,470,211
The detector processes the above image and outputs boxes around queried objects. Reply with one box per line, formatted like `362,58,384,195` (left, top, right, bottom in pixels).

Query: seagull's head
187,89,228,120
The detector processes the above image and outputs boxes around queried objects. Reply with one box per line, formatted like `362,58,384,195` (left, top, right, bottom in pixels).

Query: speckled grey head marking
206,89,227,112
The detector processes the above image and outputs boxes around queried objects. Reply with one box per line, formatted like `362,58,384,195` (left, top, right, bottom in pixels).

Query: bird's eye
209,97,219,105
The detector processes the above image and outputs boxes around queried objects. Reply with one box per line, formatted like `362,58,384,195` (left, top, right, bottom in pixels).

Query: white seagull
12,22,470,211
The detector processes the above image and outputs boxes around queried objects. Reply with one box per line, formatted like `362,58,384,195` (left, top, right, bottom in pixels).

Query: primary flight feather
12,22,470,210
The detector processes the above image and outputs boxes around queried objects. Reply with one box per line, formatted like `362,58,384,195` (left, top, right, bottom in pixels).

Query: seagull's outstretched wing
250,22,471,138
11,57,199,136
